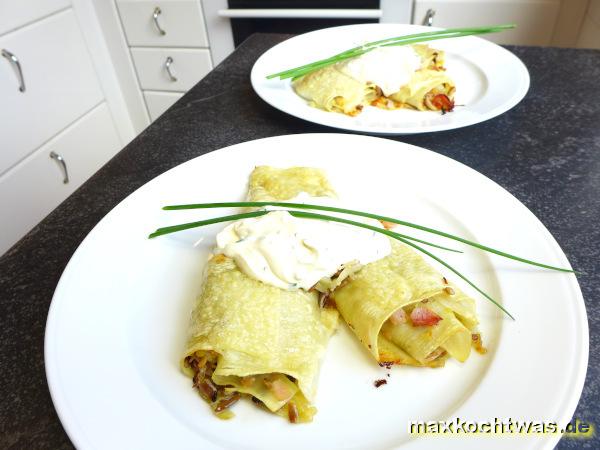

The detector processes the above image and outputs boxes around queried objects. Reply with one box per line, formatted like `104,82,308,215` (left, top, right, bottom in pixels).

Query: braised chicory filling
184,351,314,423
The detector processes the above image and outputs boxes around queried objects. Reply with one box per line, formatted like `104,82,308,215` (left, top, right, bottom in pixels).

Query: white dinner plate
46,134,587,450
251,24,530,134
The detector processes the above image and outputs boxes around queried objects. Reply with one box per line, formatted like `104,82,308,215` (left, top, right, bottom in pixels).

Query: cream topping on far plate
337,45,421,96
216,194,391,290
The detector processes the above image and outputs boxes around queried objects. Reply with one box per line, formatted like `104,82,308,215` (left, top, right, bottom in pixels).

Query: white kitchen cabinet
131,48,212,92
0,2,135,256
0,103,121,255
413,0,561,45
144,91,184,121
0,0,69,35
116,0,209,47
113,0,214,123
0,9,104,174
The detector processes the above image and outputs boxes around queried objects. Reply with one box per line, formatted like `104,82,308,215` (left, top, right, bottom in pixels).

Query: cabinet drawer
0,103,121,256
144,90,184,121
413,0,560,46
117,0,208,47
0,0,70,35
131,48,212,91
0,9,104,174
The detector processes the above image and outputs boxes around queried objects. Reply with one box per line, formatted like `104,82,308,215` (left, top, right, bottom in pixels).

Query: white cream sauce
216,195,391,290
338,45,421,96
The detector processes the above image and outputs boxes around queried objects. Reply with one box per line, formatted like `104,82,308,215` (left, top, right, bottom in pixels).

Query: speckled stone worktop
0,34,598,449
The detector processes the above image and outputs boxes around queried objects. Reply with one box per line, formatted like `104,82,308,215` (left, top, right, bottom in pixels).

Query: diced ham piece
268,378,293,401
410,307,442,326
389,308,407,325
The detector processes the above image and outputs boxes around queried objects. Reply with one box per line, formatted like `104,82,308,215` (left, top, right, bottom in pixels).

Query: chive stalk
267,24,516,80
149,209,462,253
148,211,268,239
149,208,514,318
161,201,574,273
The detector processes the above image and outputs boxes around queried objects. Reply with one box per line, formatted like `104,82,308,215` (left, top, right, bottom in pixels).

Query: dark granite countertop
0,33,598,449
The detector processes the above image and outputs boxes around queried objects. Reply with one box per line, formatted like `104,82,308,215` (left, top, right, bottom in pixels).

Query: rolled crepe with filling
387,69,455,112
181,167,338,422
292,44,455,116
292,68,380,116
379,44,455,112
331,241,480,367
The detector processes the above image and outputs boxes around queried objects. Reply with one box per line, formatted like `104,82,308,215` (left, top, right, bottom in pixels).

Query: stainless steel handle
164,56,177,82
1,49,26,92
152,7,166,35
422,9,435,26
50,152,69,184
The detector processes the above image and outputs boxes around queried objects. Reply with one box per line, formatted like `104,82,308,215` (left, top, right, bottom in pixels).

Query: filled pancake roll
386,69,455,112
371,44,455,112
182,254,337,422
331,241,482,367
292,43,455,116
292,67,380,116
181,166,339,422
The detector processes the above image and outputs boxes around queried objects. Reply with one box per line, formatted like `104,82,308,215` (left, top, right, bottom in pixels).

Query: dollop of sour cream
216,195,391,290
338,45,421,96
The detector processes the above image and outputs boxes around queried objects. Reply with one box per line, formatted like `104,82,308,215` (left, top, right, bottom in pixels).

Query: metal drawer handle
50,152,69,184
1,49,26,93
422,9,436,27
152,7,166,35
164,56,177,82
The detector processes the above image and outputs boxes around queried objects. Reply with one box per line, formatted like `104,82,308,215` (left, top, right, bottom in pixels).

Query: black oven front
227,0,383,47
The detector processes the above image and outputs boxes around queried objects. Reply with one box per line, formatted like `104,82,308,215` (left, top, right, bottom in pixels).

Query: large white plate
46,134,587,450
251,24,530,134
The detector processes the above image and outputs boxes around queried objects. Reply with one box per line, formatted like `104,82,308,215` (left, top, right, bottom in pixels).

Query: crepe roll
181,166,338,422
388,70,455,112
182,254,337,422
331,241,480,367
292,66,379,116
292,44,455,116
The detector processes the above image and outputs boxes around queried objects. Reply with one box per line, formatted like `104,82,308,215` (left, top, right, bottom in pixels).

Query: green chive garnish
291,211,513,319
149,209,461,253
148,207,512,317
161,201,574,274
148,211,268,239
150,201,576,320
393,235,514,320
266,24,516,80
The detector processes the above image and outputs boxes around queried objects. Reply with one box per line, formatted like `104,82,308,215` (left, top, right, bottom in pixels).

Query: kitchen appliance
201,0,412,64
